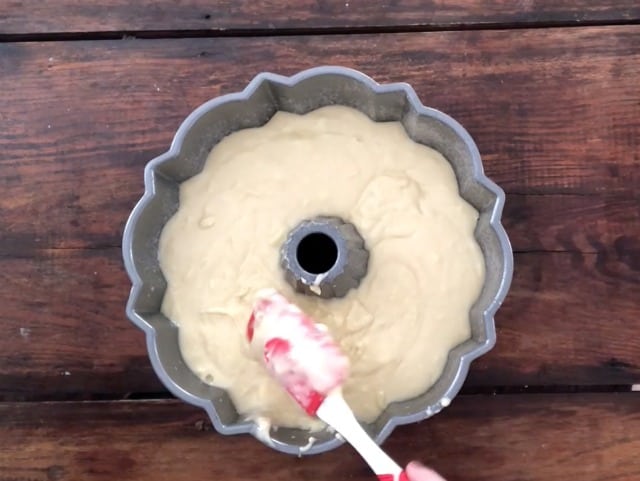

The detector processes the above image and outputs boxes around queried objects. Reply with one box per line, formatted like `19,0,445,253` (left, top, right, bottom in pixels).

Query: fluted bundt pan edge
122,66,513,455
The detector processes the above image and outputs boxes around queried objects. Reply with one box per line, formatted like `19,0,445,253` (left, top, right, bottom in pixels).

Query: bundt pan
122,66,513,456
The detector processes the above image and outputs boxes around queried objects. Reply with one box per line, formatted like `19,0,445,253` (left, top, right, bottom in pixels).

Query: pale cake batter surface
158,106,485,430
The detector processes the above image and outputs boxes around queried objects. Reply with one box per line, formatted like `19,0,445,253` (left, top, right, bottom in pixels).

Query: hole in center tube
296,232,338,274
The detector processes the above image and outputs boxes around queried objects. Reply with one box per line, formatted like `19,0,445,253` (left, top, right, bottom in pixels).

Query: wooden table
1,2,639,480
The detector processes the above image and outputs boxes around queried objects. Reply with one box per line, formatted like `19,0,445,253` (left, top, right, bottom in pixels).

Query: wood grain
470,251,640,387
0,248,164,400
505,194,640,254
1,1,639,35
1,250,638,400
1,394,639,481
1,27,639,254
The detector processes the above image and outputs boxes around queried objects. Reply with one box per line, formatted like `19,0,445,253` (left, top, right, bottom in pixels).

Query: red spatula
247,289,408,481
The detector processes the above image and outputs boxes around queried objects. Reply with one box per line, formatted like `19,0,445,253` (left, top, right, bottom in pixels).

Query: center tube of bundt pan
280,216,369,299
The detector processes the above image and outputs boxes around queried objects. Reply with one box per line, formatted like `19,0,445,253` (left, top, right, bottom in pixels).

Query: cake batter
158,106,484,430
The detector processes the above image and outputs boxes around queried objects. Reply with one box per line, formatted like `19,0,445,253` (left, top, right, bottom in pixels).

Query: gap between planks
2,18,640,43
3,384,636,404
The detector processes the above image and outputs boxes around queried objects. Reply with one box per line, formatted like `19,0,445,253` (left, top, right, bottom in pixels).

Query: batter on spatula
248,289,446,481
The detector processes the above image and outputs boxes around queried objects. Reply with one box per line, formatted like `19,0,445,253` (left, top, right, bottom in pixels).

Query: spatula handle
316,391,407,481
378,473,409,481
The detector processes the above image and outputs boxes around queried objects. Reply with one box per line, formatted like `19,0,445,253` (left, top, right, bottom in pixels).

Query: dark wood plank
1,27,639,254
470,251,640,387
1,394,639,481
1,249,638,400
1,1,639,35
0,247,164,400
505,193,640,254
